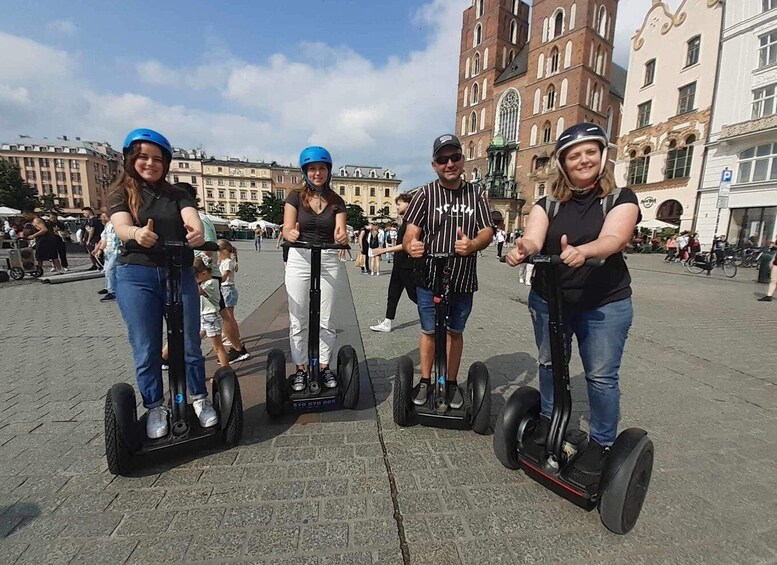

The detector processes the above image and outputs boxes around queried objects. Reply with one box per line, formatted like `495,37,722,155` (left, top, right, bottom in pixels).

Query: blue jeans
116,263,207,408
103,250,118,293
416,287,473,335
254,237,262,251
528,291,633,446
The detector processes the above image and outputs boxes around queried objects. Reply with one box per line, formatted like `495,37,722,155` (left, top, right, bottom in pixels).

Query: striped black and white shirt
404,180,493,293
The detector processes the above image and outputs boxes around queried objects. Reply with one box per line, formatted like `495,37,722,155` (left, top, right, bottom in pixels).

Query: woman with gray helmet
505,122,641,476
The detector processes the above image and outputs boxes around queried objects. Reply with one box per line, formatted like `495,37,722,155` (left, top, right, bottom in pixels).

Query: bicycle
686,251,737,278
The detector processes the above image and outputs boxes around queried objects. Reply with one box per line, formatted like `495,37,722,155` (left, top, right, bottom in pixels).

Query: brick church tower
454,0,625,231
454,0,530,181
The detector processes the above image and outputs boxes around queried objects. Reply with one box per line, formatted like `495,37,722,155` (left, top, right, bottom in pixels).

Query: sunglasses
434,153,463,165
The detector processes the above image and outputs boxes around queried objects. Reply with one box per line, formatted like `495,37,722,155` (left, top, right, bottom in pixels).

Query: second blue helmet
299,146,332,169
123,128,173,161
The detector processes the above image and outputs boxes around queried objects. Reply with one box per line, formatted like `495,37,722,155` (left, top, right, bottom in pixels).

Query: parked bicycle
686,251,737,278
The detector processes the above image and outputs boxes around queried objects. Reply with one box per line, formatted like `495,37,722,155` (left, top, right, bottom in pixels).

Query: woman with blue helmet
283,146,350,392
108,128,216,440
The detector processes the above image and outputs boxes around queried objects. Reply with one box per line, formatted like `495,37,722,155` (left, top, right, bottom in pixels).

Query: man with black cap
402,134,495,408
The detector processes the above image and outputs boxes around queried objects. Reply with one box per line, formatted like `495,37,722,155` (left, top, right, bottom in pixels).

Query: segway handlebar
284,241,350,250
124,240,220,253
499,254,605,268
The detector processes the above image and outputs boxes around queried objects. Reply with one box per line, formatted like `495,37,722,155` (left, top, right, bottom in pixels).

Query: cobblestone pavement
0,243,776,564
350,251,777,565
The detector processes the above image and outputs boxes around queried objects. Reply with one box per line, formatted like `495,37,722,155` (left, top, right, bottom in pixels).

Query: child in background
194,257,231,369
217,239,248,362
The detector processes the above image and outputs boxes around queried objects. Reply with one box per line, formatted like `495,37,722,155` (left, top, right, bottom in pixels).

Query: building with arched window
454,0,625,232
615,0,723,233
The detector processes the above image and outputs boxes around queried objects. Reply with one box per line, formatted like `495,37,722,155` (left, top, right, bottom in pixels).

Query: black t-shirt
532,186,641,309
85,216,103,243
285,189,346,244
403,180,492,293
108,182,197,268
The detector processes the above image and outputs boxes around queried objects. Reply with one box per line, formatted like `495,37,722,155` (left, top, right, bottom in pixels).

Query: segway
393,253,490,434
493,255,653,534
265,241,360,416
104,241,243,475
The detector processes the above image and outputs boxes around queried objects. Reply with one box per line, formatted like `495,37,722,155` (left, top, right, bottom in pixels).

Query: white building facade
615,0,723,231
696,0,777,248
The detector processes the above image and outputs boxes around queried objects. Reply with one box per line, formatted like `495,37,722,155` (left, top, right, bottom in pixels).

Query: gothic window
469,111,478,134
474,23,482,47
592,83,601,112
542,122,553,144
468,142,475,160
565,40,573,68
560,78,568,106
538,53,545,79
477,139,483,157
473,52,481,75
510,20,518,44
595,45,604,75
472,82,480,104
530,124,538,146
496,89,521,143
546,85,556,111
554,11,564,38
549,47,560,74
476,0,484,18
596,6,607,38
556,117,565,139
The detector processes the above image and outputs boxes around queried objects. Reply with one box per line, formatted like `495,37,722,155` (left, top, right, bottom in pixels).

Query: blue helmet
299,146,333,188
122,128,173,161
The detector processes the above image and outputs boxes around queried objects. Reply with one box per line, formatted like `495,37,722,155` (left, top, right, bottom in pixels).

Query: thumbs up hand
505,237,528,266
184,223,205,248
408,234,425,258
136,218,159,248
559,234,585,268
287,221,301,243
334,224,349,245
454,227,472,256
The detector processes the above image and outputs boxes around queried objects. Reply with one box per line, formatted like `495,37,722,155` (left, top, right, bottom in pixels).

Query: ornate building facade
455,0,625,231
614,0,723,231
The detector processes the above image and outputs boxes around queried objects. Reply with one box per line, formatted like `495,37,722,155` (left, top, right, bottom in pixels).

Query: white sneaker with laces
193,399,218,428
146,406,169,439
370,319,392,333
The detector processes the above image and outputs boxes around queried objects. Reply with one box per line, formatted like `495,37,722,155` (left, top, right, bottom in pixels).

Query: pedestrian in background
254,225,262,252
47,214,70,272
95,211,120,302
193,257,231,368
758,240,777,302
218,239,249,363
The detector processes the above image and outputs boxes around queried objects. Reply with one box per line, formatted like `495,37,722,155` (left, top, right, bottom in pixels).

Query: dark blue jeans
116,263,207,408
528,291,633,446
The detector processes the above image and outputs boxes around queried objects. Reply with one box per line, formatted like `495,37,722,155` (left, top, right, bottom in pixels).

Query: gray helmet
554,122,609,185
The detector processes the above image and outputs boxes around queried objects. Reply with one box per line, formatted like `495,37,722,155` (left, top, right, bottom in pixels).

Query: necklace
143,186,161,200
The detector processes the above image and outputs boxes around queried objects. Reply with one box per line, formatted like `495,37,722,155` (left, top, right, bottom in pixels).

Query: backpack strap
543,195,560,220
601,188,622,217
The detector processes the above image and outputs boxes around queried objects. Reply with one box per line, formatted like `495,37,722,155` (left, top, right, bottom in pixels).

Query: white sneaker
49,267,56,272
146,406,169,439
370,319,392,333
518,278,525,284
193,399,218,428
62,267,69,272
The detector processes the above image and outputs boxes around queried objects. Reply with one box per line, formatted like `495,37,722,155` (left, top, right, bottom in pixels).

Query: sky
0,0,680,190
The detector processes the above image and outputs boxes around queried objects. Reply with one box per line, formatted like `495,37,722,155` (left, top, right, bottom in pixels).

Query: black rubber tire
30,266,43,278
265,349,287,419
10,267,24,280
213,367,243,447
337,345,360,410
104,383,137,476
393,356,414,427
599,434,654,535
467,362,491,435
686,256,704,274
723,259,737,278
493,386,541,470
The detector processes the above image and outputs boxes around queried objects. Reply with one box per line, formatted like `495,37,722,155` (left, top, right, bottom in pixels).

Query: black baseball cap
432,134,462,156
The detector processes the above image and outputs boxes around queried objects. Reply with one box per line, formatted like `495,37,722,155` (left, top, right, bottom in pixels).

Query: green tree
0,159,38,211
256,193,284,224
345,204,368,230
236,202,259,222
39,194,63,216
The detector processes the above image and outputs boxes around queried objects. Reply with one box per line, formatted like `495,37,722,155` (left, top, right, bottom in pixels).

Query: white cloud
46,19,77,36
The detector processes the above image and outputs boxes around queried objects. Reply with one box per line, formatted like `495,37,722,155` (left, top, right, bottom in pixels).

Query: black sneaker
97,288,108,295
574,439,609,475
228,347,250,363
291,369,307,392
100,293,115,302
533,416,551,446
758,296,773,302
321,368,338,389
412,381,430,406
447,383,464,409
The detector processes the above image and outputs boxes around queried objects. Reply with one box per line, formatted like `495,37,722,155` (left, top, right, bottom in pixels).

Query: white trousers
285,248,342,366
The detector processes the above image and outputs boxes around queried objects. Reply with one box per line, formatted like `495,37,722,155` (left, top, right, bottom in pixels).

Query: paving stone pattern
1,242,776,564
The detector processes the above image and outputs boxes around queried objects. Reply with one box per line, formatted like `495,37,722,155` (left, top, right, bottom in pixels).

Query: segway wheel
337,345,360,410
393,356,414,427
598,429,654,535
212,367,243,447
266,348,287,419
10,267,24,280
467,362,491,435
493,386,541,469
31,266,43,278
104,383,138,476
